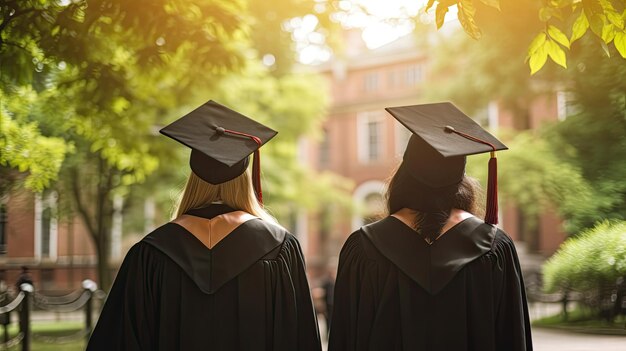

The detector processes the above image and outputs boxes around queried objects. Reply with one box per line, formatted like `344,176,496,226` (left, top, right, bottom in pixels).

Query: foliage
543,221,626,320
0,0,245,290
424,1,551,130
545,35,626,230
425,0,626,74
466,130,595,234
0,89,71,193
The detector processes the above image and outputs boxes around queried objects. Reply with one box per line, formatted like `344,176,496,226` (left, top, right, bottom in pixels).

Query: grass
533,308,626,336
1,321,86,350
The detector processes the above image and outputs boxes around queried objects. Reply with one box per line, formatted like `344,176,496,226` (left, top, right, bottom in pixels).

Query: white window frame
394,121,412,157
357,111,386,164
34,191,58,262
363,72,379,92
488,101,499,130
351,180,386,230
556,91,577,121
405,64,424,86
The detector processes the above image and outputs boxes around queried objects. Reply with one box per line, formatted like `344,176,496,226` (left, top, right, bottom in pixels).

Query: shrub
543,221,626,321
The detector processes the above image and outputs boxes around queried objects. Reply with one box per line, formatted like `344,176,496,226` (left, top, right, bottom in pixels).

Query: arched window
352,180,385,230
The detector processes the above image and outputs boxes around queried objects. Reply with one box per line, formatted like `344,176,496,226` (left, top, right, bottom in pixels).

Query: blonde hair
173,170,277,224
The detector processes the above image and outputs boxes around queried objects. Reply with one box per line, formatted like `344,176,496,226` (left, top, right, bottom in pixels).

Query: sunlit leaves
435,3,449,29
479,0,500,10
571,10,590,43
547,38,567,68
426,0,626,74
528,33,549,74
426,0,436,12
458,0,481,39
0,109,71,193
615,31,626,57
548,25,570,48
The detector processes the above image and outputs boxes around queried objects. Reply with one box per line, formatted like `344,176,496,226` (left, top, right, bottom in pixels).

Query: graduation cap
160,100,277,204
385,102,507,225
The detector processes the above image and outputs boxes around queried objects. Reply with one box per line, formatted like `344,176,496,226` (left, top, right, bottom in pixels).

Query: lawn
2,321,86,350
533,308,626,336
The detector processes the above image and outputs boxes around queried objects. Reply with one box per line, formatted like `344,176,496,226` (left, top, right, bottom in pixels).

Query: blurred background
1,0,625,349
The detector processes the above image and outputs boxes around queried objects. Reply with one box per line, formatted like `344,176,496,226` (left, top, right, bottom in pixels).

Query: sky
290,0,458,64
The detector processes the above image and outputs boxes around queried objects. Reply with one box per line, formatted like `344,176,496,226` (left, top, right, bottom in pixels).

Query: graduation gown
328,216,532,351
87,204,321,351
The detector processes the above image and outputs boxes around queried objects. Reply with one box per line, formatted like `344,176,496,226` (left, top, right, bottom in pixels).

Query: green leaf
435,3,449,29
589,13,605,36
601,23,616,43
614,31,626,58
548,25,570,48
606,10,624,29
529,40,549,74
547,39,567,68
528,32,547,55
571,10,589,43
539,7,554,22
479,0,500,10
426,0,436,12
457,0,481,39
582,0,603,15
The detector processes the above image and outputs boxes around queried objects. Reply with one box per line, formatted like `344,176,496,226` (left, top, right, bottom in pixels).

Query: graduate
328,102,533,351
87,100,321,351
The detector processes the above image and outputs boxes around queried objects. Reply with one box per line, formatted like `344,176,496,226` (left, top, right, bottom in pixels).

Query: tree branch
70,167,96,237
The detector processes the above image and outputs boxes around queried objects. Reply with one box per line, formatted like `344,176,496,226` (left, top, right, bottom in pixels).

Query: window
363,72,379,92
35,192,57,261
367,120,381,160
357,111,385,163
0,204,6,255
351,181,386,230
404,65,423,86
557,91,578,121
318,128,331,168
395,122,412,157
388,70,401,88
362,192,384,225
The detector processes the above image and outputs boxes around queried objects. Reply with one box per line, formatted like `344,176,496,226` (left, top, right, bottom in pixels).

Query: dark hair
385,163,481,242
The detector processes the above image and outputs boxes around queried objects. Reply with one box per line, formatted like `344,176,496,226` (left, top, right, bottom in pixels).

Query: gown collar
362,216,496,295
143,204,285,294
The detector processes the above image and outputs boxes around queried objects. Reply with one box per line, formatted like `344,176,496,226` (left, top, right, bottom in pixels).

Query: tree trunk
70,155,115,291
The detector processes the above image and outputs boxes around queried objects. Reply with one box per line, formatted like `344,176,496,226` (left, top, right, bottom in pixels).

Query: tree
1,0,347,290
544,34,626,231
1,0,248,289
0,89,71,194
425,0,626,74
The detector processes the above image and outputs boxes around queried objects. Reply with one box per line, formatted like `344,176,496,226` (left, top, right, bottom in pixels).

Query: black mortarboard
385,102,507,225
160,100,277,203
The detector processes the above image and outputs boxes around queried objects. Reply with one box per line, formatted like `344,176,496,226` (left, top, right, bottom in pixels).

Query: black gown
87,204,321,351
328,216,532,351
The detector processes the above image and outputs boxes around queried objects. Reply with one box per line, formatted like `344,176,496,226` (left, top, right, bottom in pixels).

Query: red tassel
485,155,498,225
252,150,262,204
